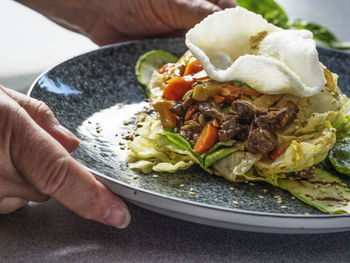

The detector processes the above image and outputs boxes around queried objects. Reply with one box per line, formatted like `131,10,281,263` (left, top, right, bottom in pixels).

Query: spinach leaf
291,19,350,50
328,136,350,175
236,0,289,28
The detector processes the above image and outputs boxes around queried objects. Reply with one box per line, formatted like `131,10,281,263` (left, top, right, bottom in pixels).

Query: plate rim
27,39,350,233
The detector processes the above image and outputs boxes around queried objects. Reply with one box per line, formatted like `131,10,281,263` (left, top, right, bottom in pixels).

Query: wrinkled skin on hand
17,0,236,45
7,0,236,227
0,86,129,228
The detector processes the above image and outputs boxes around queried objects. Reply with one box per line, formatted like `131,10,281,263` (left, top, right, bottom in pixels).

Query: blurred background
0,0,349,94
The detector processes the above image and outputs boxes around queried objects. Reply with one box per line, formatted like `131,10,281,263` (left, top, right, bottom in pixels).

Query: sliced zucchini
135,50,177,87
278,168,350,214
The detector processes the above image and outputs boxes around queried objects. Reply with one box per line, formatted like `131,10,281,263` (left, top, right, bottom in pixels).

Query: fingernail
54,125,80,152
103,205,131,229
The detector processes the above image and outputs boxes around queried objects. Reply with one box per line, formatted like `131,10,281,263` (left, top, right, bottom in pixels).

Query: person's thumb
7,94,130,228
2,87,80,153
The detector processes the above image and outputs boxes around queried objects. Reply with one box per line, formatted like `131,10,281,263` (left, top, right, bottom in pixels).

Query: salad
128,7,350,214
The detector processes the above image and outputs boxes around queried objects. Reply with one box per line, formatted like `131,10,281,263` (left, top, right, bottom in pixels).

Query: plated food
127,7,350,214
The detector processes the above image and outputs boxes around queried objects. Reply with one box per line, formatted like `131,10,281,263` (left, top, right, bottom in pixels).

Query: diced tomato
193,122,218,154
163,76,194,101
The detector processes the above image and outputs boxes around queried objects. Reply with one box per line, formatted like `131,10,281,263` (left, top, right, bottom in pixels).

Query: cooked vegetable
135,50,177,96
278,168,350,214
193,122,219,154
184,60,203,76
153,101,177,129
328,136,350,175
163,76,194,101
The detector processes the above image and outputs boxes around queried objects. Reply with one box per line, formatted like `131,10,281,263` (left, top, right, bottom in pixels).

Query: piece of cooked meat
246,101,298,155
179,119,202,145
232,99,267,123
170,96,194,117
198,100,225,121
218,114,241,142
246,117,277,155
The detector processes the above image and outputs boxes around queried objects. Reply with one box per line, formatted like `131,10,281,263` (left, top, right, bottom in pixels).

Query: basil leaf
236,0,289,28
291,19,350,50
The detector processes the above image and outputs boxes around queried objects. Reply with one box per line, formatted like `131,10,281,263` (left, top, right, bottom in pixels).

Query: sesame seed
277,199,283,204
291,196,296,200
152,175,159,178
179,184,185,188
88,121,92,124
263,189,268,193
233,201,239,205
190,192,196,196
133,175,139,179
123,120,131,125
119,142,125,145
341,183,347,187
274,195,280,199
281,206,287,209
304,213,310,216
259,196,265,199
120,146,126,150
190,188,195,192
230,187,235,191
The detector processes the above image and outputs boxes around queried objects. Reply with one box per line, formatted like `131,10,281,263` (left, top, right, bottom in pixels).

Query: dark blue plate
29,38,350,233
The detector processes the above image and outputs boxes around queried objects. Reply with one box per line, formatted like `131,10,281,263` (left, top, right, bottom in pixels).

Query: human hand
16,0,237,45
0,86,130,228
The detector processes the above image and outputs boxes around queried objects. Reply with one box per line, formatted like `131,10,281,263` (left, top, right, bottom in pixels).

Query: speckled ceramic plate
29,38,350,234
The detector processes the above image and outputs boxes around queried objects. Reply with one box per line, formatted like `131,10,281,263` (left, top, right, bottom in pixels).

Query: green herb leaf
291,19,350,50
328,136,350,175
236,0,289,28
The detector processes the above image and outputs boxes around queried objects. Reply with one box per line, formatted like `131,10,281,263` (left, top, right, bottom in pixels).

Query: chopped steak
198,100,225,121
232,100,267,123
169,96,194,116
170,100,185,116
234,123,250,141
246,118,277,155
246,101,298,155
179,120,202,145
218,114,241,142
